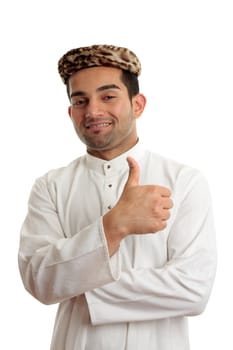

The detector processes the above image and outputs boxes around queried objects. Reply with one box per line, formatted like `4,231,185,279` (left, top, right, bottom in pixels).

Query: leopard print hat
58,44,141,84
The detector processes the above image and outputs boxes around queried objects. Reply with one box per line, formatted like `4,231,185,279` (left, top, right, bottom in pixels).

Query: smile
85,122,112,129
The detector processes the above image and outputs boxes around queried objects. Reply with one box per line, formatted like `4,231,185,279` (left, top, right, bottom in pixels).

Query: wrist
103,210,128,256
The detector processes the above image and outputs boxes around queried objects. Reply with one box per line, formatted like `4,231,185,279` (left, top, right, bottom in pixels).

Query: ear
132,93,147,119
68,106,72,119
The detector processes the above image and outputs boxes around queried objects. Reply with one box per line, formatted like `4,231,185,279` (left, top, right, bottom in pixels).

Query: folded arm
86,171,217,325
18,175,121,305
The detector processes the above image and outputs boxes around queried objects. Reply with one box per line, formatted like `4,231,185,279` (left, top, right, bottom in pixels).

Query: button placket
105,180,114,211
103,163,116,212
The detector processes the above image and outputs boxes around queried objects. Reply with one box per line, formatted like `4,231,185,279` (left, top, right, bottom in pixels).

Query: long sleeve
18,147,217,350
85,170,217,325
18,174,121,305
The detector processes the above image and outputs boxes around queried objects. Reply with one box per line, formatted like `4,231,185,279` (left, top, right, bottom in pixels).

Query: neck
87,138,139,160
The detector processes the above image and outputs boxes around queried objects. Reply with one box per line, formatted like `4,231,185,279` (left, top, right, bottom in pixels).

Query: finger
159,187,172,197
161,209,171,220
125,157,140,188
162,198,173,209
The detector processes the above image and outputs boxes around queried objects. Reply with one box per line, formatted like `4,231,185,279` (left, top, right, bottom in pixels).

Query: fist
103,157,173,255
116,156,173,235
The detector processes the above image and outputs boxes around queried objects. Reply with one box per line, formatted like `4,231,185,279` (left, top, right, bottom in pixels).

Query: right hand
103,157,173,254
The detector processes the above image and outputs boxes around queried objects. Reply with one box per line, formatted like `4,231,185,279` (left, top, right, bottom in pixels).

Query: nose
85,98,104,118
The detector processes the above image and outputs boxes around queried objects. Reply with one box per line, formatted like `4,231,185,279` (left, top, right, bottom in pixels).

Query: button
108,184,112,188
103,163,112,174
108,205,112,210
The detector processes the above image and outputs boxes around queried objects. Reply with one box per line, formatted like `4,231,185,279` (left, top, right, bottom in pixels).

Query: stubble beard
74,123,116,151
82,131,115,150
75,115,135,152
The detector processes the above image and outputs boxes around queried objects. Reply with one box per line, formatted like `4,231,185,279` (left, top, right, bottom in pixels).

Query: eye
71,98,88,108
103,95,116,101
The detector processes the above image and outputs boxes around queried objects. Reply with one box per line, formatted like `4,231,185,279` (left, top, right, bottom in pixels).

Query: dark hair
120,70,139,99
66,68,139,100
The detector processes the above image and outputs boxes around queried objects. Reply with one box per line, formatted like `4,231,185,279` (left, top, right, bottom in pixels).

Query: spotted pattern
58,44,141,84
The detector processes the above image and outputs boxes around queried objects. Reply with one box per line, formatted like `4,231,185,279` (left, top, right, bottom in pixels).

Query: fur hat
58,44,141,84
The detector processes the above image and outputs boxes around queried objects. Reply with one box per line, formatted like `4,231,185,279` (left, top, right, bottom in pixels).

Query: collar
84,142,146,175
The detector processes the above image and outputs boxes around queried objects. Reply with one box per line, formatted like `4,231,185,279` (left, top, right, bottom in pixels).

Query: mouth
85,122,113,130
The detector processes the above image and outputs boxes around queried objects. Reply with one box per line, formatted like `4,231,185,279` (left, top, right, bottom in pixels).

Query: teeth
87,123,111,128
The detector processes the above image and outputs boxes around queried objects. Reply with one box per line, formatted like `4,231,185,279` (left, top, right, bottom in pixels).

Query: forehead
68,66,125,93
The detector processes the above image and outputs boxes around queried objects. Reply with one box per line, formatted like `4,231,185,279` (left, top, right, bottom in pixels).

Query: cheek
112,101,131,117
69,111,83,126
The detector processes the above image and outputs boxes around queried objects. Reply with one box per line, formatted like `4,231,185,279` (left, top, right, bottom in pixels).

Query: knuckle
161,221,167,229
169,198,174,208
164,210,171,220
151,219,167,232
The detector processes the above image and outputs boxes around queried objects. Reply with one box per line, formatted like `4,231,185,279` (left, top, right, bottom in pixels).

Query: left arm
85,171,217,325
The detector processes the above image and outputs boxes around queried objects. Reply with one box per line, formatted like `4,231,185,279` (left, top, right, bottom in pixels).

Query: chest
56,167,171,268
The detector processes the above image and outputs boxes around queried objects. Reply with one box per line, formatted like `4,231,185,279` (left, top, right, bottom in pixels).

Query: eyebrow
70,84,121,98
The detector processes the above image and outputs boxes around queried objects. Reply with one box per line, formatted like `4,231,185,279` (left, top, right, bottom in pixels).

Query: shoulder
142,149,202,181
32,156,85,194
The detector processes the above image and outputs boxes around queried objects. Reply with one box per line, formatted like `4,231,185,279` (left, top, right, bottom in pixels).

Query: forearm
18,177,121,305
86,171,217,325
86,248,217,325
19,218,121,305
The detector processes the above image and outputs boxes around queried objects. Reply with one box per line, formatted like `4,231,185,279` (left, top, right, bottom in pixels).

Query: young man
18,45,217,350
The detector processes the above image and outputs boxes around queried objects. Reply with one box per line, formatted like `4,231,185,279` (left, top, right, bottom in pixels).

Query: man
18,44,217,350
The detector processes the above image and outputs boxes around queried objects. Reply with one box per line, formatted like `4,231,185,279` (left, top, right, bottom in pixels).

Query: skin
68,66,173,255
68,66,145,160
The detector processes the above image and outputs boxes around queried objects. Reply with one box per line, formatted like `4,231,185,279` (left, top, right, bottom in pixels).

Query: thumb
125,157,140,188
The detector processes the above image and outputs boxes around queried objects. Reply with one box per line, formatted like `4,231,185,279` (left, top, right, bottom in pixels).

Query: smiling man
18,44,217,350
68,66,144,160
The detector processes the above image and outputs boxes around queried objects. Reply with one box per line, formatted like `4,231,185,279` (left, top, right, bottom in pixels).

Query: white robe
18,143,217,350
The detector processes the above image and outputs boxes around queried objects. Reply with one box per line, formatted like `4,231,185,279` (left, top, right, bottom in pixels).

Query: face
68,66,146,160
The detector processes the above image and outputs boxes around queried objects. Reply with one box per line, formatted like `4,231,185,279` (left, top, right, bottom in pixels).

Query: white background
0,0,232,348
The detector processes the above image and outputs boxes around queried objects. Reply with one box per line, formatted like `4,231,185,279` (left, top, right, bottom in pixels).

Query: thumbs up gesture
103,157,173,255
